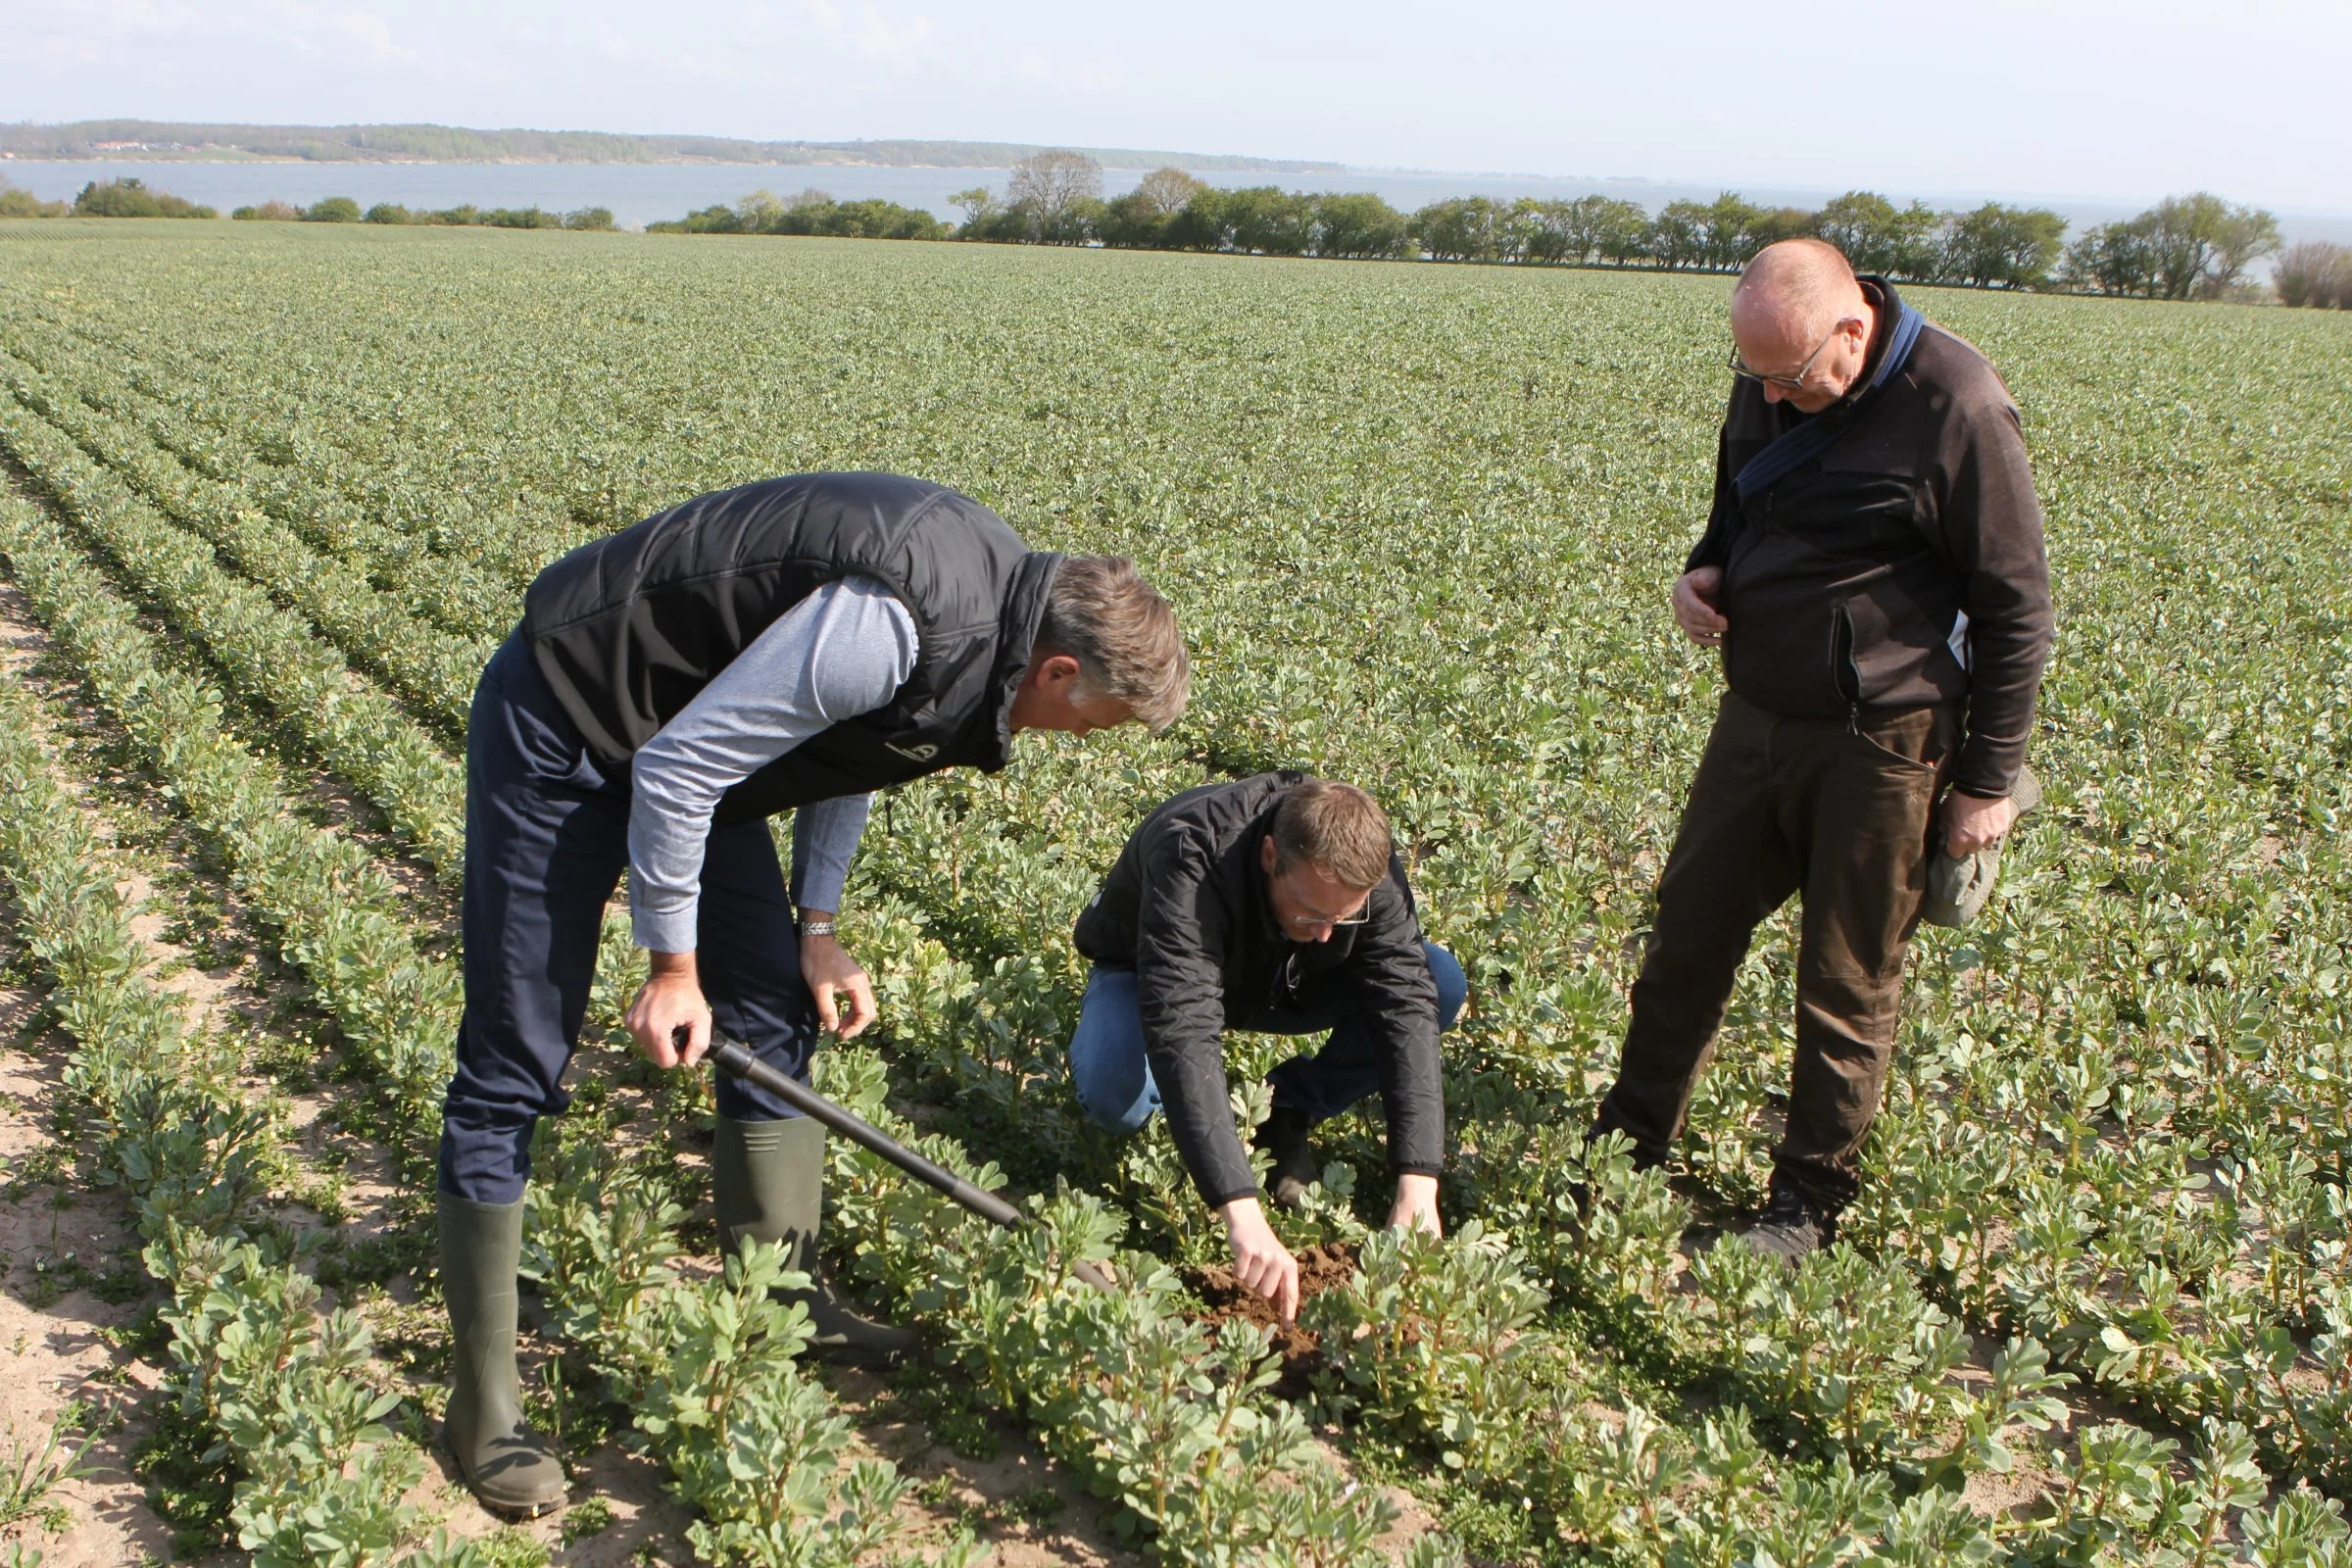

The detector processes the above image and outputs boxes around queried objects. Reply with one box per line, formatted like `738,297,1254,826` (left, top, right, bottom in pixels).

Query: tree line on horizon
0,178,620,230
7,164,2337,307
230,195,619,230
650,152,2299,301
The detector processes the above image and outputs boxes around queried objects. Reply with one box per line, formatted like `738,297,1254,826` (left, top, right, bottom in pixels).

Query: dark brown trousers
1592,691,1957,1212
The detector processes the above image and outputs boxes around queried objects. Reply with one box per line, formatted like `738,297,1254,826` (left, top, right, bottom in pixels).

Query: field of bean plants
0,218,2347,1568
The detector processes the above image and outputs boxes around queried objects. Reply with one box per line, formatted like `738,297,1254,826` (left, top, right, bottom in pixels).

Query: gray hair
1036,556,1190,731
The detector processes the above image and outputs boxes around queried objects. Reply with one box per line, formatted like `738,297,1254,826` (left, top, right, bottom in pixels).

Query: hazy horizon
6,1,2346,213
9,122,2352,224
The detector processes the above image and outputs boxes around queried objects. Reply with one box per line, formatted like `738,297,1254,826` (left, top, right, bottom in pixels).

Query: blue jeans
437,632,823,1204
1067,944,1467,1134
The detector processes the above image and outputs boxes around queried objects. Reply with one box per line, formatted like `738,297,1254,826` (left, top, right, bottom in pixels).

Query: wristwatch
800,918,838,938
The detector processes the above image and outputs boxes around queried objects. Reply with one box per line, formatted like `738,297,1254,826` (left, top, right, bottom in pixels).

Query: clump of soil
1185,1242,1359,1398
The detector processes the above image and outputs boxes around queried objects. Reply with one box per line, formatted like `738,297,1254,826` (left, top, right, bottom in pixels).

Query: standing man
439,471,1187,1515
1068,773,1467,1322
1590,239,2052,1260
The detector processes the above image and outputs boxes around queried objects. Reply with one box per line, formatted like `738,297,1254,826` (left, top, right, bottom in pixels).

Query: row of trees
5,162,2305,305
0,176,614,231
2060,192,2282,300
230,196,617,229
645,187,945,240
925,151,2286,298
942,161,2074,287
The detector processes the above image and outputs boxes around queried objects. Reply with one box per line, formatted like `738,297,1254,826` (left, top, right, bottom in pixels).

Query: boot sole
447,1432,568,1518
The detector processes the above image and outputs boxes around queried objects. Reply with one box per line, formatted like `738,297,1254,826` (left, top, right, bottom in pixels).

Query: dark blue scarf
1733,302,1927,505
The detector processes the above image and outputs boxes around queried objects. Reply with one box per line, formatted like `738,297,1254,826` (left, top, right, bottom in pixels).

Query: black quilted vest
522,472,1060,825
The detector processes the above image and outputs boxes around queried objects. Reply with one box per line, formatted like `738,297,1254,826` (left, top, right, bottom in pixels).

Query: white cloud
853,5,931,64
323,8,422,65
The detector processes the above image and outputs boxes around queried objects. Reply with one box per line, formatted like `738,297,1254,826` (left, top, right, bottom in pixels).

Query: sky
5,0,2348,212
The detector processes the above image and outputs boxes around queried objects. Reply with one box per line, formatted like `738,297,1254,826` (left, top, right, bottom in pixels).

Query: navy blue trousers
1067,945,1468,1133
437,633,819,1204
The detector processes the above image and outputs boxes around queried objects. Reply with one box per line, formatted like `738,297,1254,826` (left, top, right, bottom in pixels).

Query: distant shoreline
0,121,1347,175
0,153,1245,172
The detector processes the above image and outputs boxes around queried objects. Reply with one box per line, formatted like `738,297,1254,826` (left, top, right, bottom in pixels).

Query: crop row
0,487,462,1141
847,740,2352,1494
0,370,469,882
0,488,973,1566
0,352,1853,1560
823,867,2352,1562
0,340,503,724
0,448,1441,1561
0,307,2311,1509
0,664,498,1565
6,231,2352,1557
809,876,2352,1564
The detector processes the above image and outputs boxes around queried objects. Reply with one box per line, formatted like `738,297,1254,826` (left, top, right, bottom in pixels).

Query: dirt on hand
1184,1242,1359,1398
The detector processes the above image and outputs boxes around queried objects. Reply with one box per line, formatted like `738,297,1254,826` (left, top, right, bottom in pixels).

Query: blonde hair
1271,779,1393,891
1038,556,1190,731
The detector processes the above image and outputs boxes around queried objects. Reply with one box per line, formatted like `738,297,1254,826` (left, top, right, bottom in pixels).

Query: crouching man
1067,773,1466,1321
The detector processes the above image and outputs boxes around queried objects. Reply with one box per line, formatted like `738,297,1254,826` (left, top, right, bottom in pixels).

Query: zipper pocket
1832,597,1864,716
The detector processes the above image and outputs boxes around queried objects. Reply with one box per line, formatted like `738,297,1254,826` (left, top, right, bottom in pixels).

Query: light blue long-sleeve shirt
628,576,919,953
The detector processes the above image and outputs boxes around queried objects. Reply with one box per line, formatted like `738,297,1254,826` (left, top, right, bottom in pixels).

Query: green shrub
71,178,215,219
652,191,943,240
230,200,302,221
563,207,615,231
301,196,362,223
0,179,69,220
362,203,414,224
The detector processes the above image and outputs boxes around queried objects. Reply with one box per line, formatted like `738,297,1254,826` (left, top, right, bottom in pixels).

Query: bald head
1732,239,1865,341
1727,239,1876,412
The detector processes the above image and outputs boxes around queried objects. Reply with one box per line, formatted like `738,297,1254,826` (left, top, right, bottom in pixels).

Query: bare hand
1220,1197,1300,1324
627,952,711,1069
1943,791,2019,858
801,929,877,1039
1673,566,1728,648
1388,1173,1443,1238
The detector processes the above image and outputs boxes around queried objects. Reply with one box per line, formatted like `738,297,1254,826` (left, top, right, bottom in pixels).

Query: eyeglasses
1282,904,1371,936
1273,864,1372,935
1728,318,1853,391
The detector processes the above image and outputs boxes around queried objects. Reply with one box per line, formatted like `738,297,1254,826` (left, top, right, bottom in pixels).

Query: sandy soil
0,981,199,1568
0,548,203,1566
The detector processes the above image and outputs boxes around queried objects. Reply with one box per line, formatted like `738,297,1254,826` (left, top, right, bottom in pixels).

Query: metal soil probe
710,1035,1116,1293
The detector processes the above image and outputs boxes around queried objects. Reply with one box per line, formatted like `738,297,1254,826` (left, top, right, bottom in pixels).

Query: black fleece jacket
1688,278,2053,798
1072,773,1444,1205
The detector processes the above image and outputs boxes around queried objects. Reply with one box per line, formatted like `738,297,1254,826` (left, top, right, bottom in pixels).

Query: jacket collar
1247,817,1288,948
1840,276,1902,410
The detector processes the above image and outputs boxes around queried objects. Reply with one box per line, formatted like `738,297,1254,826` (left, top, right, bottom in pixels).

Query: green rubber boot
439,1194,567,1517
712,1114,917,1366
